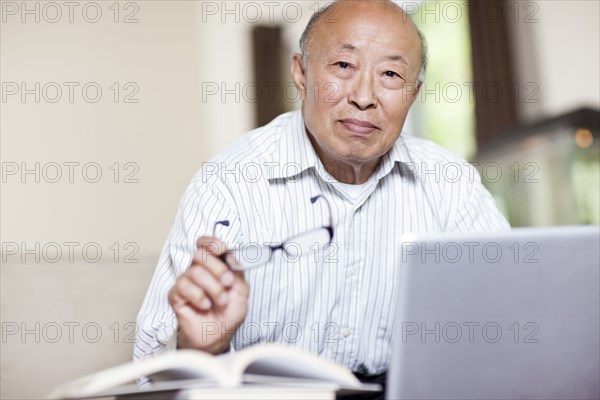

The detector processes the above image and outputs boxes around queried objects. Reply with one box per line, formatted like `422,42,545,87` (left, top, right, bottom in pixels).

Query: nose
348,70,378,110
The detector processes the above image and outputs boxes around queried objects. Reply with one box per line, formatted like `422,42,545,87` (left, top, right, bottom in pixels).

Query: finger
191,250,235,288
195,236,234,285
173,301,199,323
187,265,230,306
168,290,186,309
197,236,227,256
231,270,250,297
170,294,203,323
223,252,245,272
172,275,212,311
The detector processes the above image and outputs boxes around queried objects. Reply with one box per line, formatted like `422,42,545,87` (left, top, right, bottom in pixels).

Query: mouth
338,118,380,136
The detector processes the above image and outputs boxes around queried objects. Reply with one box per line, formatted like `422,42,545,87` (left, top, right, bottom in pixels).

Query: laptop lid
388,226,600,399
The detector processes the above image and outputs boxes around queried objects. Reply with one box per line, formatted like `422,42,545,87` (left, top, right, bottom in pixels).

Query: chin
338,143,380,160
338,150,376,165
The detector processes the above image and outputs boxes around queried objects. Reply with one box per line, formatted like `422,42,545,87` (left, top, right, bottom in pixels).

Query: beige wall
1,2,204,398
1,1,317,258
1,261,155,399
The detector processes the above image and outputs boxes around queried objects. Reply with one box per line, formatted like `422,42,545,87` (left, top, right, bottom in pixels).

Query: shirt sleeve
133,170,242,366
447,166,511,233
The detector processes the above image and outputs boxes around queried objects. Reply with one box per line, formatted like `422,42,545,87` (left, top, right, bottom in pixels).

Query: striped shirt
134,110,509,374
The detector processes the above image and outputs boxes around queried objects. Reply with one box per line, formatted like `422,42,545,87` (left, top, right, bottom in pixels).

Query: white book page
48,350,228,399
219,344,363,389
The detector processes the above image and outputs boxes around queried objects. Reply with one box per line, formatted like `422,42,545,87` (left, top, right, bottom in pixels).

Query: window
407,1,476,159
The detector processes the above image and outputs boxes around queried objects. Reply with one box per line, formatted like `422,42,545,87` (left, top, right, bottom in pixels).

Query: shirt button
349,268,356,276
343,329,351,338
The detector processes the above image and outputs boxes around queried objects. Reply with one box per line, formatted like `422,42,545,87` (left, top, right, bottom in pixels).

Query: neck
326,160,379,184
306,133,380,184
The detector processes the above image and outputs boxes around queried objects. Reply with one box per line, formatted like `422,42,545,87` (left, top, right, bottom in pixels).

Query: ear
290,53,307,101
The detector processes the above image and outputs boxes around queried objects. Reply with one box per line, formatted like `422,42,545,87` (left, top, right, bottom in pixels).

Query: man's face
292,1,422,177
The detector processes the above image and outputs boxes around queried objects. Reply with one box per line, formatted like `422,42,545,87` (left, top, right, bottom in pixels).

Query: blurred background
1,0,599,398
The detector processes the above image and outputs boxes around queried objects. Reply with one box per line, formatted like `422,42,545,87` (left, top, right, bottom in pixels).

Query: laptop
388,226,600,400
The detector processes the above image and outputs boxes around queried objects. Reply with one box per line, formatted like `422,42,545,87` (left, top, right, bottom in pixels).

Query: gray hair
299,0,428,85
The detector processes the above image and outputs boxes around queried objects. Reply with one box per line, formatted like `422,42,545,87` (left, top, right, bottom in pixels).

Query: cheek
381,87,412,106
320,79,347,104
304,70,345,107
382,91,413,120
379,94,413,141
303,89,341,135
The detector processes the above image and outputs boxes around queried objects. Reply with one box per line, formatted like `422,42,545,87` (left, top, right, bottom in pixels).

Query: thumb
196,236,227,256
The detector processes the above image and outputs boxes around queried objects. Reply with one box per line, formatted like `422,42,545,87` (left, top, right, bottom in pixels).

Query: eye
384,70,402,79
336,61,351,69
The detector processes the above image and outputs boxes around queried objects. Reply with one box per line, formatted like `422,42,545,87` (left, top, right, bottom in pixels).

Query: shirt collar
373,133,416,181
267,110,323,181
268,109,416,182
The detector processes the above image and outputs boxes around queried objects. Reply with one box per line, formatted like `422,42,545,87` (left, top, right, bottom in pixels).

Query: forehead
310,2,421,63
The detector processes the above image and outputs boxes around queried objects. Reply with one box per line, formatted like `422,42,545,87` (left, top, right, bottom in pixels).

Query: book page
221,344,363,389
48,350,228,399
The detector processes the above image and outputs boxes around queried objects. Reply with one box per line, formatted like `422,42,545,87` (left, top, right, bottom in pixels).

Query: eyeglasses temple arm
310,195,333,237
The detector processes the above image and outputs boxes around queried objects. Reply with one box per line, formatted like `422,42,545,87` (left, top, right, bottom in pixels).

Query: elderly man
135,0,509,393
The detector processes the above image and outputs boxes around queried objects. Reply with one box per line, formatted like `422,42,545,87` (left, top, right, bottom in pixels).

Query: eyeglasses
213,195,334,271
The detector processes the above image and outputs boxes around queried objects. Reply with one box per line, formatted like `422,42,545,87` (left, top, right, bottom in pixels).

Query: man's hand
168,237,249,354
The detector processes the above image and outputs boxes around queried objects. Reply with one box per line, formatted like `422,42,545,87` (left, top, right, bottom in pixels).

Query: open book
48,344,381,399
